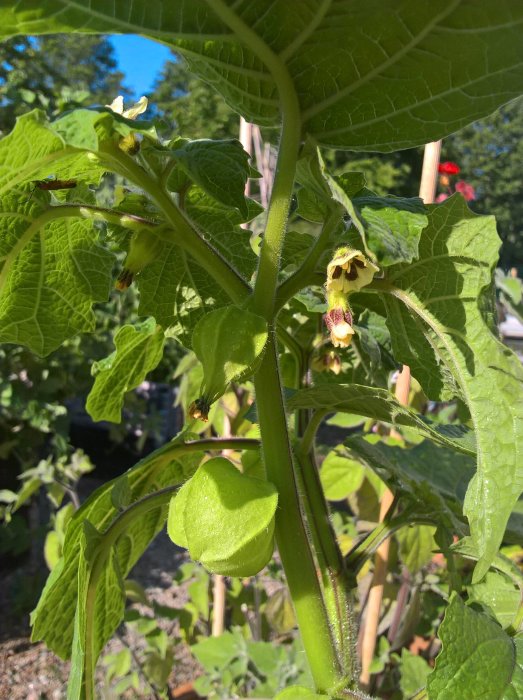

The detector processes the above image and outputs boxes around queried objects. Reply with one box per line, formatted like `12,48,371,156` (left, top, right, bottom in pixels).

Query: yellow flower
324,304,355,349
105,95,148,119
311,350,342,374
326,247,379,293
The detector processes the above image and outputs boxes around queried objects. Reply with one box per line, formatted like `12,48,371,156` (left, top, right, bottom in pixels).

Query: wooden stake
359,141,442,691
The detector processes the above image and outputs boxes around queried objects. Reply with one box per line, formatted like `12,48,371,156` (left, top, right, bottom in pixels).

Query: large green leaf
427,594,523,699
347,437,523,551
346,437,475,503
2,3,522,151
86,318,165,423
295,141,427,264
345,437,468,534
378,195,523,580
287,384,475,456
171,138,252,217
31,444,199,659
0,187,114,356
137,187,258,346
0,110,105,194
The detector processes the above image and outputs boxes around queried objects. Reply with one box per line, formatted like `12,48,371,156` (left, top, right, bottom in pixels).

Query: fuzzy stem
254,335,346,692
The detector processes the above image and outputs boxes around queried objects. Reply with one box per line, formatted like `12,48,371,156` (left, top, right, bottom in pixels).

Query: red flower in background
438,161,460,175
455,180,476,202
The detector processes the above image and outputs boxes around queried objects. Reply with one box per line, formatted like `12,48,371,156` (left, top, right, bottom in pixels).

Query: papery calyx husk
167,457,278,576
116,228,164,290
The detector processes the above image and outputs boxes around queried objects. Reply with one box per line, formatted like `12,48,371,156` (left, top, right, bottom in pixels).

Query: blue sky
110,35,172,97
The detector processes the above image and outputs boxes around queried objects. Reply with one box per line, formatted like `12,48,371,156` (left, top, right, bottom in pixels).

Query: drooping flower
455,180,476,202
326,247,379,294
435,193,449,203
311,350,342,375
438,161,460,175
105,96,148,155
324,292,355,348
105,95,148,119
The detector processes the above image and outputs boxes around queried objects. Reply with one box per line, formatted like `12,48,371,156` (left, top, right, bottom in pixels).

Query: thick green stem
199,3,353,691
254,334,345,692
205,0,302,319
294,448,357,679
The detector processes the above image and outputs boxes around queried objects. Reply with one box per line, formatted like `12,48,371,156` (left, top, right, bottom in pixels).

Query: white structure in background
500,314,523,339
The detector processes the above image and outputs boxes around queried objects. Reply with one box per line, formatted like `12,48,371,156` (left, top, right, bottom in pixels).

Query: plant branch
298,408,329,456
276,206,343,311
98,143,251,305
294,448,357,677
205,0,302,318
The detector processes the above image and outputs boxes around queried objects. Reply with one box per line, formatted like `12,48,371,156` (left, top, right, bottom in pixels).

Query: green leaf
69,523,125,700
380,195,523,579
396,524,437,574
451,537,523,590
0,187,115,355
4,4,523,151
192,306,268,403
31,443,198,660
427,594,523,699
86,319,165,423
265,588,296,635
184,186,260,277
172,138,252,217
398,649,431,697
191,630,244,671
274,688,327,700
467,571,521,630
287,384,475,456
167,457,278,576
320,447,365,501
346,438,468,534
351,191,428,266
137,190,259,347
0,110,106,195
110,476,132,511
296,140,427,263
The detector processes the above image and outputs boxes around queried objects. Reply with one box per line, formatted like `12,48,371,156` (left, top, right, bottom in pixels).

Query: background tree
150,53,239,140
0,35,127,134
443,97,523,270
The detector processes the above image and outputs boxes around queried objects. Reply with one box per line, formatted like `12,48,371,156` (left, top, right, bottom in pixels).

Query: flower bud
326,247,379,294
188,397,211,422
118,133,140,156
115,228,164,290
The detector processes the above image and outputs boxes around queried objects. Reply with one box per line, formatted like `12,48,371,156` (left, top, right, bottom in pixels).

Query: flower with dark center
326,247,379,293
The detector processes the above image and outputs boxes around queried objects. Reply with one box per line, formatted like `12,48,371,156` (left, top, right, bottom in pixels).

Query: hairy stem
254,334,346,692
294,448,357,679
